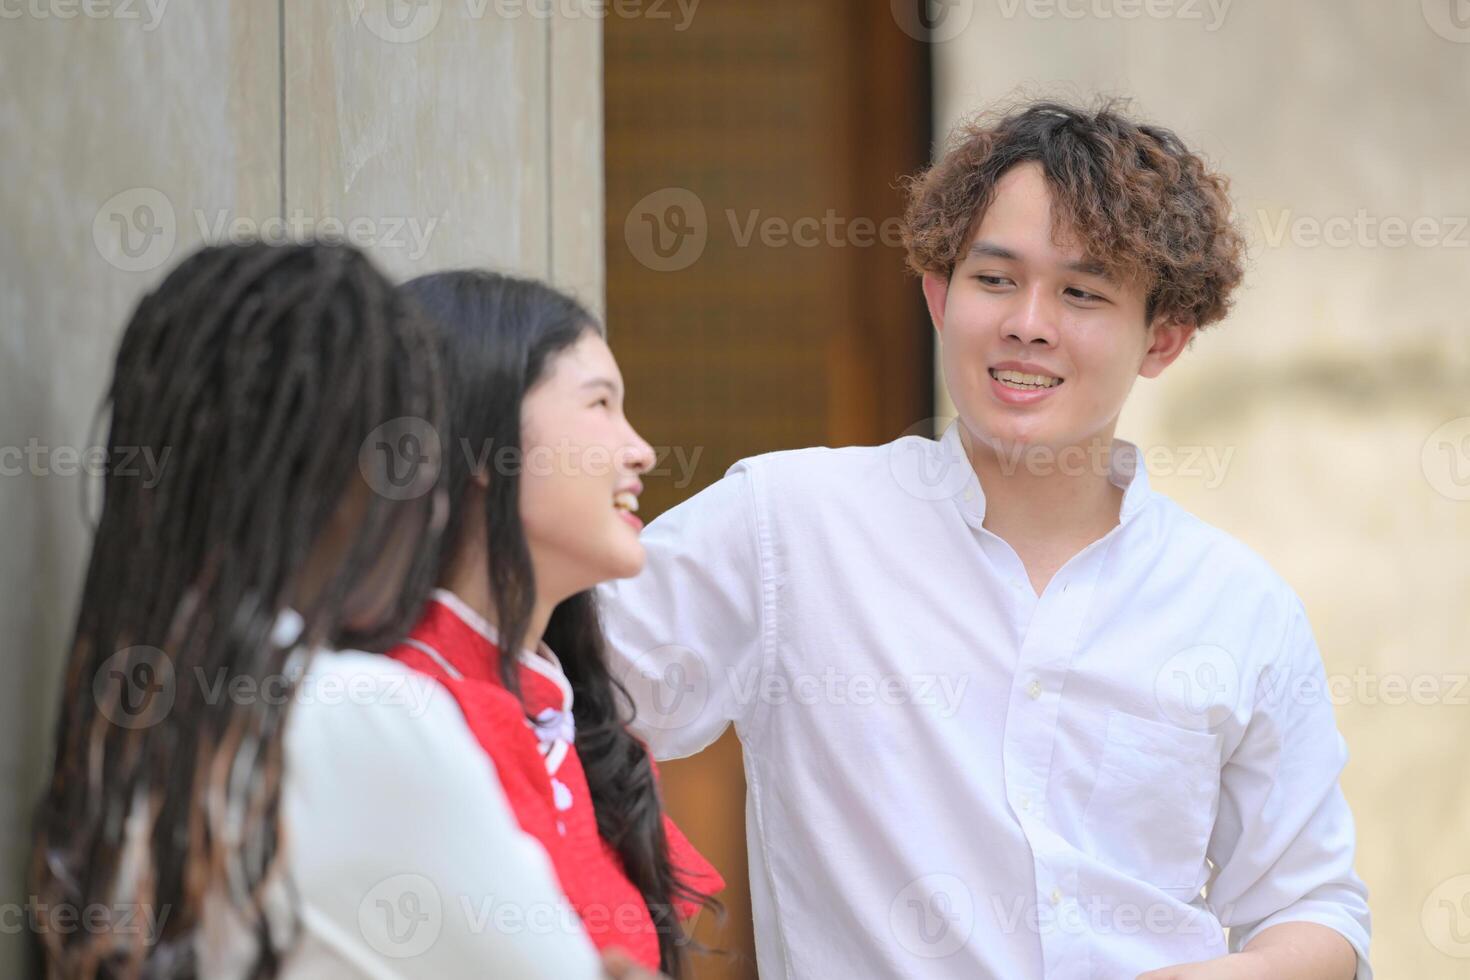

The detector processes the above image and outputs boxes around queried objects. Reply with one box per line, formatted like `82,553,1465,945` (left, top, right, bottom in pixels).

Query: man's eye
976,275,1010,287
1066,287,1103,302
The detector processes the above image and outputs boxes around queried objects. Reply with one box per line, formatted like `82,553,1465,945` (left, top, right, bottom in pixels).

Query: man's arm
598,462,768,760
1146,599,1372,979
1137,922,1356,979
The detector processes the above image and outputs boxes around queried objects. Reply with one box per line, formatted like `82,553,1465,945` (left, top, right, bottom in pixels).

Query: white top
196,650,603,979
598,420,1372,980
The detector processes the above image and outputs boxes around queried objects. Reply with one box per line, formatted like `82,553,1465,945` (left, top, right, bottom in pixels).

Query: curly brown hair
901,98,1247,329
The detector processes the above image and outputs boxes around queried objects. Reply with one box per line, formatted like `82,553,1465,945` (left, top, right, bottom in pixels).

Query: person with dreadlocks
28,241,628,979
386,270,725,978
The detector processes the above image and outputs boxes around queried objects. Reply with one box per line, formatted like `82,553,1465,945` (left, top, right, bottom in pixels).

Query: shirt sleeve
1204,601,1373,978
279,654,605,979
597,462,768,761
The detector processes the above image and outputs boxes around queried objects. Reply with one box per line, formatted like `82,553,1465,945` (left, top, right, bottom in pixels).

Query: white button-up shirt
599,421,1371,979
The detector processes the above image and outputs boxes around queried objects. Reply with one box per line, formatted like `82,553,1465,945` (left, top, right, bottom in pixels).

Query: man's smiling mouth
989,368,1063,390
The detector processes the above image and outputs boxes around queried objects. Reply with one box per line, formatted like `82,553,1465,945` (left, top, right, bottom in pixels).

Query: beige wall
925,2,1470,976
0,2,601,972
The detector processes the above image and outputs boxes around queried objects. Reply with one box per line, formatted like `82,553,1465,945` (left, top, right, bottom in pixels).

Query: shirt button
1050,888,1062,906
1018,794,1031,812
1027,680,1042,700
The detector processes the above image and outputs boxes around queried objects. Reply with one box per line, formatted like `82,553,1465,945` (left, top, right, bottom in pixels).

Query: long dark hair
400,269,716,977
31,241,447,979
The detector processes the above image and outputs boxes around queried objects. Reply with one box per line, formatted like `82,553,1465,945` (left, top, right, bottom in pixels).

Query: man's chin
964,413,1064,456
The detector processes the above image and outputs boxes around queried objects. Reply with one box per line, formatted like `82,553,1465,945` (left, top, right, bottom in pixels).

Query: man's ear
1139,314,1197,379
922,271,950,336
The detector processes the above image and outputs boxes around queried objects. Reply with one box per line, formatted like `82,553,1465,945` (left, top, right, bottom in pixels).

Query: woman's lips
613,488,642,530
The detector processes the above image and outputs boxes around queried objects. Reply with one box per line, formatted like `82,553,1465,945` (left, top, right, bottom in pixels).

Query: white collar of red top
428,588,573,708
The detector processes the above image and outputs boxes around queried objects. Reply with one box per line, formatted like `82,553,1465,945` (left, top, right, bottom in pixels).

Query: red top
388,590,724,969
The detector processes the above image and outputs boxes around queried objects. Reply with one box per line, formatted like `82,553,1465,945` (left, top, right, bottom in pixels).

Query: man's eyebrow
967,241,1020,262
1063,256,1113,280
969,240,1116,282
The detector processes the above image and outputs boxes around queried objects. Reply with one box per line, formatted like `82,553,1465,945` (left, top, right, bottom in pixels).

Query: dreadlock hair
30,240,448,979
399,269,719,978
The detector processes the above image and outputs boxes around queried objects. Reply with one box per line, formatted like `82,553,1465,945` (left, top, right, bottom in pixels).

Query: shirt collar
938,419,1153,527
428,587,572,699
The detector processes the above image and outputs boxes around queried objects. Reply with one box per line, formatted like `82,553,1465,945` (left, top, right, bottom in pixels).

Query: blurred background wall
0,2,602,973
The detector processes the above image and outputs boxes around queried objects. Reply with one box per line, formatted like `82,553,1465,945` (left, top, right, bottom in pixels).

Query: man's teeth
613,491,640,513
991,369,1061,389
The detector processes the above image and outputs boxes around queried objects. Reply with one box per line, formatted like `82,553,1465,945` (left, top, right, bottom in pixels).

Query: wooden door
605,4,933,974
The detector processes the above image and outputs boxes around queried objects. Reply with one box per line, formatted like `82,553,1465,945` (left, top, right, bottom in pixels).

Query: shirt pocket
1079,709,1222,896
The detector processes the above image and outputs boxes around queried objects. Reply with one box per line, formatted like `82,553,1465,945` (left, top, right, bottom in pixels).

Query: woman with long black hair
29,242,616,979
390,270,724,978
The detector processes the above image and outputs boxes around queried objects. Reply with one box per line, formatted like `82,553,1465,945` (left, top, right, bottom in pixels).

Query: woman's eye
593,397,611,409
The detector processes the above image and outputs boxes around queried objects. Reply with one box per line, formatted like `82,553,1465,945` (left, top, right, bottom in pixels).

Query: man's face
923,161,1193,458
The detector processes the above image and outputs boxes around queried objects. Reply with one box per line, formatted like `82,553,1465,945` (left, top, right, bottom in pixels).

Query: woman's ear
1139,314,1197,379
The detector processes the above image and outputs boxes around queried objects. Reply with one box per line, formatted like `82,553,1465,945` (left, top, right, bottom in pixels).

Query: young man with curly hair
598,100,1372,979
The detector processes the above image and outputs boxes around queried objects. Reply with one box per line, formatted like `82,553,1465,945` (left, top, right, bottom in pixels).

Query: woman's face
518,329,656,603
